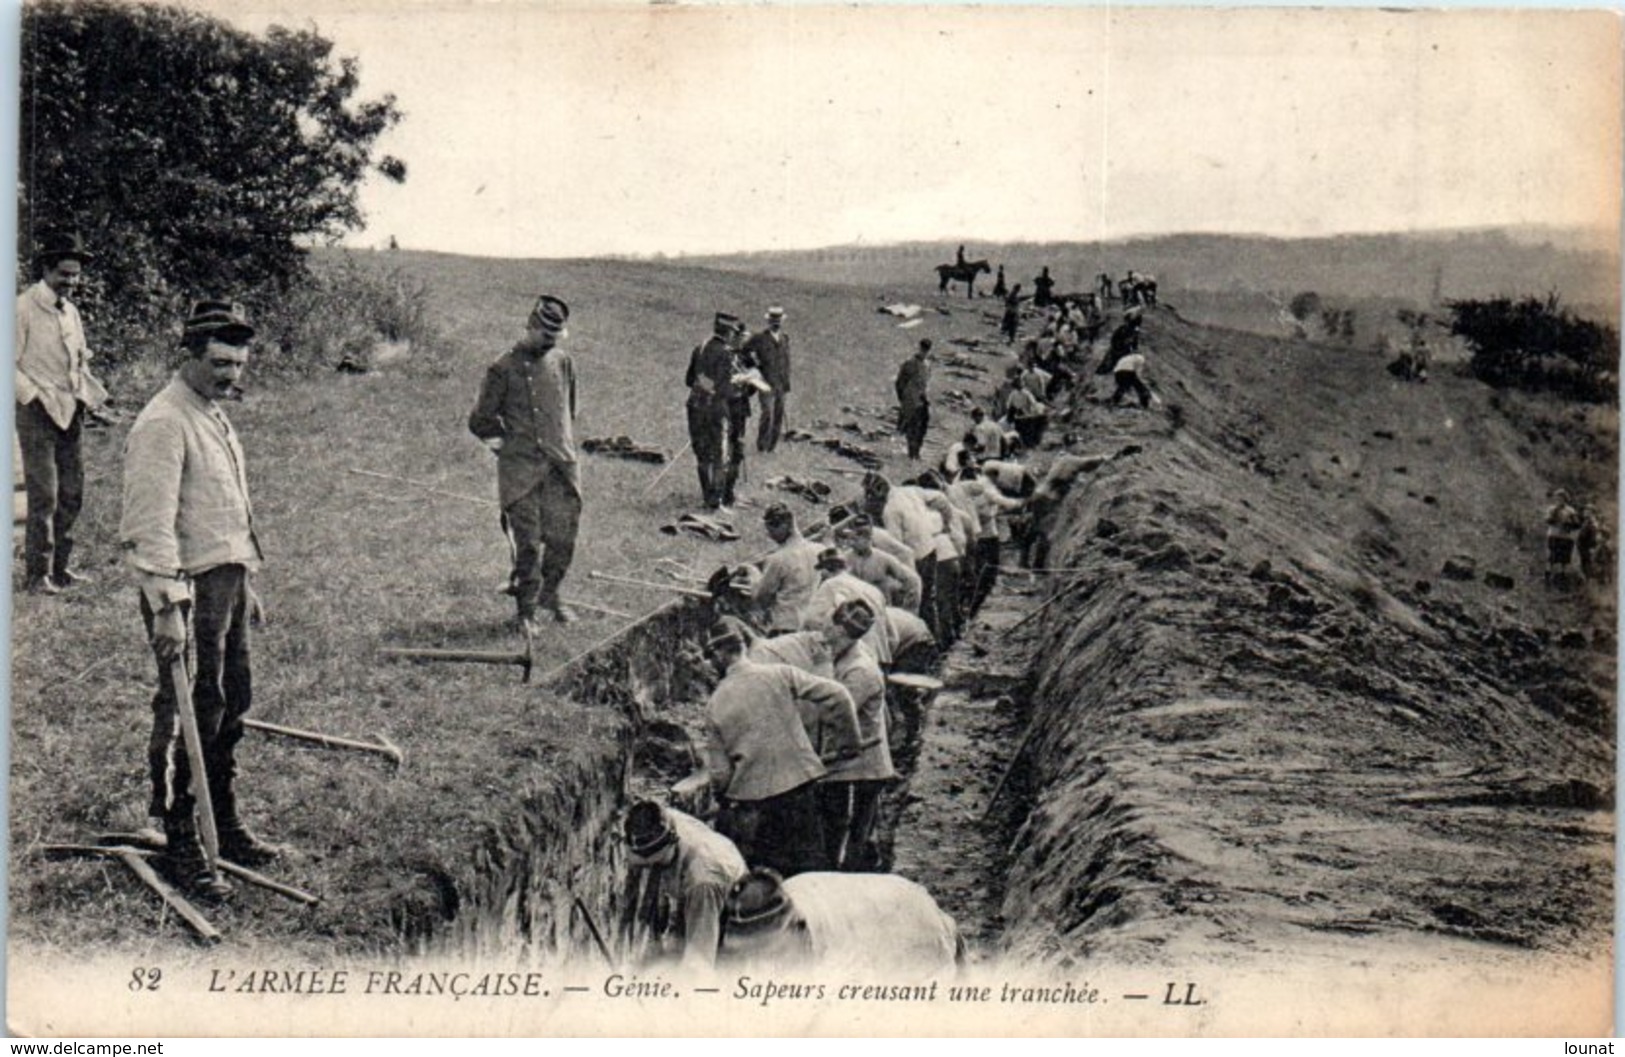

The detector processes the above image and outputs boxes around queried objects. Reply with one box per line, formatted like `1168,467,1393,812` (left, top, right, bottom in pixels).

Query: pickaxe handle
244,718,404,768
588,570,712,599
117,849,221,944
45,843,320,906
378,645,533,681
170,654,220,865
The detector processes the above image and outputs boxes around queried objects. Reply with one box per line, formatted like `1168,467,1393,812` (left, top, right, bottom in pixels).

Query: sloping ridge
997,310,1614,968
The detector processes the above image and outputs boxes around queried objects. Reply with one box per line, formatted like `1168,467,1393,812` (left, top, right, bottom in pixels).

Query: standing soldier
16,232,108,594
685,313,741,511
746,306,792,453
617,799,748,973
894,338,933,461
1033,266,1056,308
469,295,581,629
120,300,276,900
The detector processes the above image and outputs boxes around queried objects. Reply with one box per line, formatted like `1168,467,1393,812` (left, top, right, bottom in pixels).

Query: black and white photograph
6,0,1620,1037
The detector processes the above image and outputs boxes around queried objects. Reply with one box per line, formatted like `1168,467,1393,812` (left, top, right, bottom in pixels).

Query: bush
254,253,441,377
1447,294,1618,404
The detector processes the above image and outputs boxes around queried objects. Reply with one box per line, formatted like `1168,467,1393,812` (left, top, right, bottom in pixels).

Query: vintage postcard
6,0,1619,1038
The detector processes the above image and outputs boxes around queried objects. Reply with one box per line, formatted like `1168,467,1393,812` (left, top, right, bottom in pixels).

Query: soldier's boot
162,811,234,901
696,464,718,510
213,785,281,867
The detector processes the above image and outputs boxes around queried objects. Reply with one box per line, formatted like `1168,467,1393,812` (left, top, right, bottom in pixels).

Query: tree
19,1,405,359
1447,294,1617,404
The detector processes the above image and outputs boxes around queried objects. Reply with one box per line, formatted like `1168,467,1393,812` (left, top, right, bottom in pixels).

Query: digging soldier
745,306,791,453
16,232,109,595
815,598,894,871
686,313,743,511
120,300,276,900
701,621,861,876
617,799,748,973
469,295,581,629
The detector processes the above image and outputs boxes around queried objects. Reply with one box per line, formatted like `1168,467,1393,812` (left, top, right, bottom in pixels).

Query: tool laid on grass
588,570,712,599
245,717,405,769
348,467,497,507
45,840,320,907
637,440,692,498
379,622,537,683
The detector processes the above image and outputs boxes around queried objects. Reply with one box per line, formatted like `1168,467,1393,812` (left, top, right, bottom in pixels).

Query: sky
139,3,1625,257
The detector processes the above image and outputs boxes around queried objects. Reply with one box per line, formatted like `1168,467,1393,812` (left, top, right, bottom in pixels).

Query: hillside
689,228,1620,322
8,243,1616,1034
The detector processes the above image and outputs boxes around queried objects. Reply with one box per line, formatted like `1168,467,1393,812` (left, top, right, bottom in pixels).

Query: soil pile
905,306,1615,970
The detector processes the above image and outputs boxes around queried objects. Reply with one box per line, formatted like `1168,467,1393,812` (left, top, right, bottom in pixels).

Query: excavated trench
411,406,1612,976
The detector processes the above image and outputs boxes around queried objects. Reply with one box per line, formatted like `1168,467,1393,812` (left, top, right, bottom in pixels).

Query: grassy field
10,235,1615,962
8,248,1018,956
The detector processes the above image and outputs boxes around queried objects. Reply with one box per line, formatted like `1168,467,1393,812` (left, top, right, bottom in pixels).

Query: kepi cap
529,295,569,337
184,299,255,345
624,800,677,858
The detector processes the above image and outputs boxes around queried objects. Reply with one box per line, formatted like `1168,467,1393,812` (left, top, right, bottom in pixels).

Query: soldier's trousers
687,404,727,508
506,463,582,615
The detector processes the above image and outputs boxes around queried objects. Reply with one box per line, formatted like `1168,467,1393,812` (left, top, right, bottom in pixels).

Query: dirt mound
924,308,1615,969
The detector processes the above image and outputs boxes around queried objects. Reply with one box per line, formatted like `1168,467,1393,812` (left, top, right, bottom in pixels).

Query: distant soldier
940,431,983,480
618,800,748,973
894,339,933,461
1101,305,1143,374
1110,350,1153,410
1001,285,1024,344
745,306,792,453
685,313,742,511
1544,489,1584,587
1033,266,1056,308
970,406,1006,459
1577,504,1613,586
992,265,1008,299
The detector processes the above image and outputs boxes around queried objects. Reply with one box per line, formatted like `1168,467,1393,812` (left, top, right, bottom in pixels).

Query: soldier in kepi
617,799,748,973
469,295,582,630
685,313,743,511
120,300,278,901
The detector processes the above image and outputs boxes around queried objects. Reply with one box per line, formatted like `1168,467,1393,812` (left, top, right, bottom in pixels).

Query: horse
936,259,990,299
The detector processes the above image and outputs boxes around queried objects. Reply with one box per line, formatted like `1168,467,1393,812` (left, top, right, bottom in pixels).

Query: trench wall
421,597,717,963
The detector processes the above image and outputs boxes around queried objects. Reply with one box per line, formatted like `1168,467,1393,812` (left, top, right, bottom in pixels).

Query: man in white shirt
15,233,108,593
121,300,275,900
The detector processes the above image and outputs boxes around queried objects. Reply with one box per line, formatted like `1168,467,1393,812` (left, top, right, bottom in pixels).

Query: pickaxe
378,625,536,682
45,840,321,907
245,717,404,769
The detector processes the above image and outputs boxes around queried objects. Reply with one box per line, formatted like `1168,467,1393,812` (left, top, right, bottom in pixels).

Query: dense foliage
19,0,405,362
1448,295,1619,404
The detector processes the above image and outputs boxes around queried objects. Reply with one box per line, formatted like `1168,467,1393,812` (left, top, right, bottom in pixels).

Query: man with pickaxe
120,300,280,901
